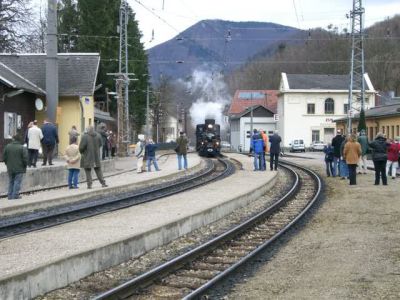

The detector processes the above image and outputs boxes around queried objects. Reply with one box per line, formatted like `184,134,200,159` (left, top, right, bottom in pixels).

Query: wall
239,116,276,151
337,115,400,141
280,91,375,147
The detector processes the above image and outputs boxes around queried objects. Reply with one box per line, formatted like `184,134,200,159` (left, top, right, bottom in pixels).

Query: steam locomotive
196,119,221,156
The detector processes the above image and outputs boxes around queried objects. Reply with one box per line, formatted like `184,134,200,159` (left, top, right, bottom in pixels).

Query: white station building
277,73,376,147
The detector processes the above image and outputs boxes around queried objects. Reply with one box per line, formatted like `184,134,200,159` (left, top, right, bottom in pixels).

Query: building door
324,128,335,144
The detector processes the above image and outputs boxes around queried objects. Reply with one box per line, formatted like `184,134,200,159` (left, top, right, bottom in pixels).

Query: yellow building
335,103,400,141
0,53,100,154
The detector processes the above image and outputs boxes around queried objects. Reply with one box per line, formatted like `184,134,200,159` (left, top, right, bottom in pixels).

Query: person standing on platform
269,130,281,171
260,129,268,170
135,134,145,173
27,120,43,168
65,136,81,189
176,131,189,170
339,135,350,180
98,124,109,160
41,119,59,166
343,134,362,185
109,131,117,157
79,126,107,189
357,129,369,174
146,139,160,172
3,133,28,199
323,143,334,177
386,137,400,179
250,130,265,171
68,125,80,145
332,130,345,177
369,132,388,185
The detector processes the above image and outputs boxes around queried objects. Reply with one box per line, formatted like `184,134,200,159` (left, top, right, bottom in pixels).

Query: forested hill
147,20,301,81
227,15,400,95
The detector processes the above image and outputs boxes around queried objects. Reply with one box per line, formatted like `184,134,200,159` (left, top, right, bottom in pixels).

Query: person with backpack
135,134,145,173
386,137,400,179
323,143,334,177
369,132,389,185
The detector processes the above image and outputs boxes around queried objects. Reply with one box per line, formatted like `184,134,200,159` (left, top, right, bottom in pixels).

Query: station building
0,53,100,159
277,73,376,147
335,103,400,141
228,90,278,152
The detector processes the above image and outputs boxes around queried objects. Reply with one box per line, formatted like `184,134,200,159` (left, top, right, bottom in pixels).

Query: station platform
0,153,201,217
0,153,277,299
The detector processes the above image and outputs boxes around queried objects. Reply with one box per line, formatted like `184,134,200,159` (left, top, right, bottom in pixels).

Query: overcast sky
126,0,399,48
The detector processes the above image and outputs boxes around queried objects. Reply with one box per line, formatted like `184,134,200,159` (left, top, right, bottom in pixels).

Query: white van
289,139,305,152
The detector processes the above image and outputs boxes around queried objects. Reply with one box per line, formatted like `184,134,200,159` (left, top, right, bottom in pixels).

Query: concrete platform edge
0,172,277,300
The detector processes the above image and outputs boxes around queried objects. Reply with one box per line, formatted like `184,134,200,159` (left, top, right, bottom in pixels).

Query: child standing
65,136,81,189
323,143,334,176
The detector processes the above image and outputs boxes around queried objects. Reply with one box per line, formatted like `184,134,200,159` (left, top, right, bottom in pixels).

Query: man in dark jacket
176,131,188,170
79,126,107,189
269,130,282,171
369,132,388,185
41,119,59,166
331,130,345,177
3,133,28,199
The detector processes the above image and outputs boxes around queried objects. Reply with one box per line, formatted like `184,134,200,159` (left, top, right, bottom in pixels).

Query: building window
324,98,334,114
3,112,18,139
382,126,385,134
391,126,395,139
312,130,320,142
397,125,399,137
387,126,390,137
307,103,315,114
343,103,349,114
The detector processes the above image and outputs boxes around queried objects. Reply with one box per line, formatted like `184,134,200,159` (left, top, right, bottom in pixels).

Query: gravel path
213,157,400,299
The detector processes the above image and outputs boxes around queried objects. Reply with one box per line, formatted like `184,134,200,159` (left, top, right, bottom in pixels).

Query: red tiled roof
228,90,278,115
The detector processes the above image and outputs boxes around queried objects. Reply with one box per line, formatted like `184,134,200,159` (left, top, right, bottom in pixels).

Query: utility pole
109,0,134,156
347,0,366,134
146,84,150,137
46,0,58,123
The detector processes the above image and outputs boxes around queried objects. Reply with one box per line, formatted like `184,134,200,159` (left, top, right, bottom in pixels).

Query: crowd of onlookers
249,129,282,171
2,120,191,200
324,129,400,185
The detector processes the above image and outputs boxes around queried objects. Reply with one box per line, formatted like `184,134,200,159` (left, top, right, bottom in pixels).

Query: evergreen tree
58,0,149,131
58,0,79,52
357,108,367,133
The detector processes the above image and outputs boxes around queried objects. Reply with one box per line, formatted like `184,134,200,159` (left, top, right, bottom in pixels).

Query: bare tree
0,0,31,52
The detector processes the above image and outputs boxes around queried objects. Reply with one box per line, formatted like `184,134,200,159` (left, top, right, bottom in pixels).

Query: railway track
0,157,238,240
93,160,323,300
0,153,174,199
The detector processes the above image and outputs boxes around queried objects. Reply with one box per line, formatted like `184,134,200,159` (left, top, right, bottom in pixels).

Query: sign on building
273,114,279,121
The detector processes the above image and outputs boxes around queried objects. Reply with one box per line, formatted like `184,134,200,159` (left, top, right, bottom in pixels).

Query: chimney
46,0,59,123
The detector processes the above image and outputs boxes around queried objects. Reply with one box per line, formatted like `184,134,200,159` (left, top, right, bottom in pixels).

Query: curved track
93,160,323,300
0,157,238,240
0,154,173,199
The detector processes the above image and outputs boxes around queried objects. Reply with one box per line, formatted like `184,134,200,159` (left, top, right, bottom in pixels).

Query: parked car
289,139,305,152
220,141,231,149
310,141,327,151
